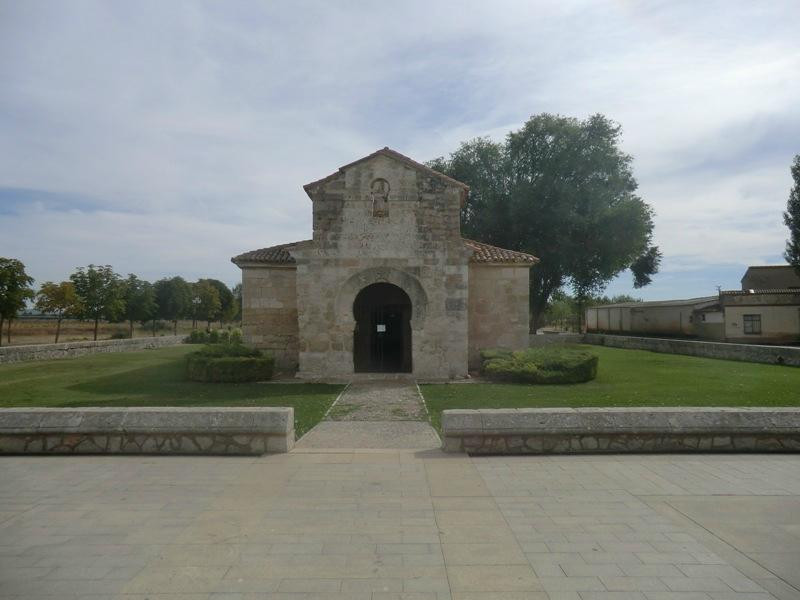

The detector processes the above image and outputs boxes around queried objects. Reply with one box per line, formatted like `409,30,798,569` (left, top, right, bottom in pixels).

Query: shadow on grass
65,359,341,406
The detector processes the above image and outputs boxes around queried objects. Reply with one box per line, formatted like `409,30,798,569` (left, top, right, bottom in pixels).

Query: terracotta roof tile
462,238,539,264
721,288,800,295
232,238,538,266
231,241,306,265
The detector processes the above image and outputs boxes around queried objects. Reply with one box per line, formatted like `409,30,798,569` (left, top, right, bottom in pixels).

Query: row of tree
0,259,241,345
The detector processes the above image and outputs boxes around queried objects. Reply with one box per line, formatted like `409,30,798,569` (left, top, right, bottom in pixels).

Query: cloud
0,0,798,297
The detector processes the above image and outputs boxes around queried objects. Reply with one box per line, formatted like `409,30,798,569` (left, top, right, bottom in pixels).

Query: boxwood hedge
185,343,274,383
480,346,598,384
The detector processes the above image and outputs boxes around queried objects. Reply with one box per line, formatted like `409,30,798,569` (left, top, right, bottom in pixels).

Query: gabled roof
302,147,469,198
231,238,538,267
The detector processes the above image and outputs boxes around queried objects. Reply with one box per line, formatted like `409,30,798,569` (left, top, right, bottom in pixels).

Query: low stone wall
529,333,584,346
583,333,800,367
442,408,800,454
0,407,294,455
0,336,184,364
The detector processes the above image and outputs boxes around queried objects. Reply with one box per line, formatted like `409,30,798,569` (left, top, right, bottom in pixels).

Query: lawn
421,345,800,431
0,345,343,437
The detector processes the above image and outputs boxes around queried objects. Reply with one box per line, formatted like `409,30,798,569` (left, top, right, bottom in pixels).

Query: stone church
232,148,538,379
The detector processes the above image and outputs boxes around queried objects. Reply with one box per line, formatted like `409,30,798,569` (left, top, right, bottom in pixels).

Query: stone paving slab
296,420,441,449
1,453,798,599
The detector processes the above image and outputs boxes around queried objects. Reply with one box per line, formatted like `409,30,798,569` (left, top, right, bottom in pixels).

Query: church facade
232,148,538,379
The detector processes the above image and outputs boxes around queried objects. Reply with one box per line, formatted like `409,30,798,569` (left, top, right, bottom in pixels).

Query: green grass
422,345,800,431
0,345,343,437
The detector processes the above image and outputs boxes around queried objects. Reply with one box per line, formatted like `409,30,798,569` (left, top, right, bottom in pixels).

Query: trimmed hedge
186,329,243,345
185,343,274,383
480,346,598,384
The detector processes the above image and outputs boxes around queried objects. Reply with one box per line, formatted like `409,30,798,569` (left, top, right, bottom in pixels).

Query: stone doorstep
0,407,295,455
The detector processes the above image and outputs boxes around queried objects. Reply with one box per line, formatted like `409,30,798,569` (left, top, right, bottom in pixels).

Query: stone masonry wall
584,333,800,367
294,154,470,379
442,408,800,454
0,407,294,454
241,266,299,370
468,264,530,370
0,335,183,364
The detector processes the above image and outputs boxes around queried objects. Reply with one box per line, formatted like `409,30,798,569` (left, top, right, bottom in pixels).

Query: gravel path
327,381,428,421
296,380,441,449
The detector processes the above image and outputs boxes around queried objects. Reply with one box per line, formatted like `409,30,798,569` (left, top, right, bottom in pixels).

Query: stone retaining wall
0,336,184,364
442,408,800,454
583,333,800,366
0,407,294,455
529,333,584,347
528,333,800,366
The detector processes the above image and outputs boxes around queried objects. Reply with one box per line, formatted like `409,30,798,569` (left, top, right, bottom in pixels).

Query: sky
1,0,798,300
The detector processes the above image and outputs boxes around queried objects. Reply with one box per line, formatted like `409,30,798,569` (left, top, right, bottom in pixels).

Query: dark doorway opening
353,283,412,373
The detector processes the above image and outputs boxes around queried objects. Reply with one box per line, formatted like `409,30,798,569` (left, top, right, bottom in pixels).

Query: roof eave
231,259,296,269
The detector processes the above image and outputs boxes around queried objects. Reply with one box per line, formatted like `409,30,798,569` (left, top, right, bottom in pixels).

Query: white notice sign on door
376,324,386,332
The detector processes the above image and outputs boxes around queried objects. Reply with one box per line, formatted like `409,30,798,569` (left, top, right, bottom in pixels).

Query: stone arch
336,267,428,330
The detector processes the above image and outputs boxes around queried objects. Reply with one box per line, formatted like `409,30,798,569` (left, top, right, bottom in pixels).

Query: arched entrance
353,283,412,373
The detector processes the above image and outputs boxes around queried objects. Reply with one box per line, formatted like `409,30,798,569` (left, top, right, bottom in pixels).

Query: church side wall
467,264,531,370
241,266,299,370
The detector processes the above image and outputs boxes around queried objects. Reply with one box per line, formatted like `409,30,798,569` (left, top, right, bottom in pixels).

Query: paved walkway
1,452,798,599
296,381,441,449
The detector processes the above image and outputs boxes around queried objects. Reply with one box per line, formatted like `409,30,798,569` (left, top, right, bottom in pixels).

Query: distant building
586,265,800,345
719,289,800,345
585,297,719,338
741,265,800,290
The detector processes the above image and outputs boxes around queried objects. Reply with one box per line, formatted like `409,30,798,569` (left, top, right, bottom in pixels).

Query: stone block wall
0,335,183,364
241,266,299,370
442,408,800,454
0,407,295,455
468,264,530,370
584,333,800,367
529,333,584,346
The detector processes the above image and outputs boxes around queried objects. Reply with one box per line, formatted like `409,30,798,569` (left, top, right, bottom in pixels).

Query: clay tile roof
721,288,800,295
232,239,538,267
303,147,470,194
463,238,539,264
230,241,306,266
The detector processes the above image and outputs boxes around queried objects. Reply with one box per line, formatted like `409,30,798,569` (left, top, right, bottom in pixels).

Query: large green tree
193,279,222,330
35,281,80,343
120,275,157,338
429,113,660,330
200,278,234,325
0,258,35,346
70,265,125,341
154,276,192,335
784,154,800,274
